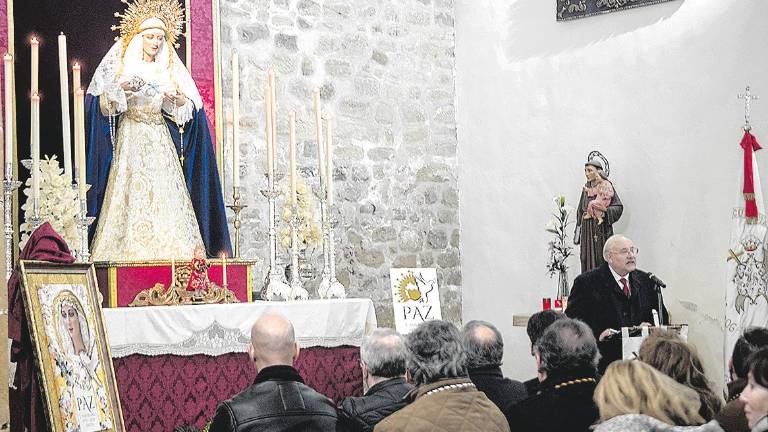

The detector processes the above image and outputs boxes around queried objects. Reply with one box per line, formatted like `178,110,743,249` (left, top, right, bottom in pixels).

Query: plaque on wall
557,0,679,21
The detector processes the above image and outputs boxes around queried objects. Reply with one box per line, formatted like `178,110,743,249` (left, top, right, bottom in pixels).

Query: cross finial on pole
738,85,759,130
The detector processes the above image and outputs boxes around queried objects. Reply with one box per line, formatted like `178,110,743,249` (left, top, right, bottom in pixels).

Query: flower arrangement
546,195,574,280
279,176,322,252
20,156,80,250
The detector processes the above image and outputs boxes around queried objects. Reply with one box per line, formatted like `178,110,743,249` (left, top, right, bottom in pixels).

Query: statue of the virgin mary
85,0,231,260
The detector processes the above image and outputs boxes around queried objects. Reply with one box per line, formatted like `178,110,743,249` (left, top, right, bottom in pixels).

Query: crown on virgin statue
111,0,186,55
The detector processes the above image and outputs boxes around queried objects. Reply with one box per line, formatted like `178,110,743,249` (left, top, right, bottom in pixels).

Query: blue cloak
86,94,233,258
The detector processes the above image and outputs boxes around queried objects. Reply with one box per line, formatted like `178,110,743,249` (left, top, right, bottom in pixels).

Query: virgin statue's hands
164,92,186,107
120,76,145,92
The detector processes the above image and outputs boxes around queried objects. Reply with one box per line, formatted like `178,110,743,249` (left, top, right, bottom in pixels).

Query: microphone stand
653,281,666,326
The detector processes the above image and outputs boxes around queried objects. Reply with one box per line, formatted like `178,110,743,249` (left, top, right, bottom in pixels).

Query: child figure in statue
584,178,615,225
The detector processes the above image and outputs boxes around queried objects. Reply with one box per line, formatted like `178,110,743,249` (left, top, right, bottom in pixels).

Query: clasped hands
120,76,186,106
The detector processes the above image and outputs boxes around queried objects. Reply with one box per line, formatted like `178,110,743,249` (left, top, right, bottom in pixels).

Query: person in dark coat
337,328,414,432
461,320,526,410
209,313,338,432
503,318,600,432
565,234,667,370
523,310,566,394
716,327,768,432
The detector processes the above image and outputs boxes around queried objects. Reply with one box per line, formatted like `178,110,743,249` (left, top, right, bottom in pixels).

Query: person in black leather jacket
337,328,414,432
209,313,338,432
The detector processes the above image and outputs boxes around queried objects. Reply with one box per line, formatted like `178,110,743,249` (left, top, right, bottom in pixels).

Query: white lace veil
87,22,202,112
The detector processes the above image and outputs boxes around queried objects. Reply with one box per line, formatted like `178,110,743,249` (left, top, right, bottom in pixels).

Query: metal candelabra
315,185,345,299
21,159,42,232
4,164,21,280
227,187,247,258
72,171,95,262
261,175,290,300
288,208,308,300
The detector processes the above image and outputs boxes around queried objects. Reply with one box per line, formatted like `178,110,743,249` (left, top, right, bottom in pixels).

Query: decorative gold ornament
111,0,186,54
128,261,239,307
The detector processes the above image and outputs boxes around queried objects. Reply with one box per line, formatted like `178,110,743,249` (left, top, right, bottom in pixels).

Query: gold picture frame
19,261,125,432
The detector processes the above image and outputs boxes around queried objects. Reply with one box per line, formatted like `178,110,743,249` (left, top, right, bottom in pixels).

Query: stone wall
219,0,460,326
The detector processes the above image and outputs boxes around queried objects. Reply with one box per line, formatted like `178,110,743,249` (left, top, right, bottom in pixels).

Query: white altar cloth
103,298,377,358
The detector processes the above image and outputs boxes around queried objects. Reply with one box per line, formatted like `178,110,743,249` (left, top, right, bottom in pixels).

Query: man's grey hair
603,234,630,261
360,328,407,378
462,320,504,369
405,320,467,386
534,318,599,376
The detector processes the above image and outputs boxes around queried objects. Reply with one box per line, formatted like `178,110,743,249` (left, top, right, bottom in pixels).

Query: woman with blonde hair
594,360,723,431
638,330,724,421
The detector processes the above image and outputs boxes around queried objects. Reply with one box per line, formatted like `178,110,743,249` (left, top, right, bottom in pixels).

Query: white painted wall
456,0,768,385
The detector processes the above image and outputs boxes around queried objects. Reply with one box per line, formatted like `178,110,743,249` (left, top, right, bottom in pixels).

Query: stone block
237,23,269,43
442,187,459,206
372,226,397,243
374,103,394,125
298,0,321,17
358,248,385,268
325,59,353,77
371,50,389,66
435,12,454,27
367,147,394,162
393,254,418,268
450,229,460,248
275,33,298,51
427,230,448,249
399,229,423,252
437,250,459,268
302,57,314,76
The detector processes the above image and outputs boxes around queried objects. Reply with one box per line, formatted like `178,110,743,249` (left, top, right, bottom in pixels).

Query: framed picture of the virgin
19,261,125,432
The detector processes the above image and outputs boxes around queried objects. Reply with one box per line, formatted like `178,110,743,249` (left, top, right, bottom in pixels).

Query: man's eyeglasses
613,247,639,256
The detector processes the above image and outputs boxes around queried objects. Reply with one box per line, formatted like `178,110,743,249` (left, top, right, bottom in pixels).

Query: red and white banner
725,130,768,376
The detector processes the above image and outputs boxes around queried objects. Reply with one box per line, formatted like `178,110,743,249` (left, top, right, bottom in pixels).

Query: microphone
646,272,667,288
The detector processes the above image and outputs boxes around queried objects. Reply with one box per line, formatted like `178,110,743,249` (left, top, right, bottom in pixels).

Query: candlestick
288,112,297,207
58,33,72,178
72,62,81,95
4,175,21,280
75,89,86,200
288,210,309,300
30,94,40,206
325,116,333,206
74,186,94,262
261,176,291,301
4,54,12,176
313,89,325,186
226,187,247,258
232,50,240,190
30,37,39,95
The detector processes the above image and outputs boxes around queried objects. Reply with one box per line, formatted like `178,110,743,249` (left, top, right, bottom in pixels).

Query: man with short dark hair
461,320,526,410
337,329,414,432
375,320,509,432
209,313,338,431
716,327,768,432
503,318,600,432
523,310,565,394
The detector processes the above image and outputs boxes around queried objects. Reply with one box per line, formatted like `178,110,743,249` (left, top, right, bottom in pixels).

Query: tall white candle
30,37,39,95
268,70,277,168
3,54,11,173
75,89,86,200
30,93,40,203
231,51,240,190
221,252,228,286
58,33,72,178
312,89,325,187
325,117,333,206
72,62,81,94
265,84,274,180
288,111,297,207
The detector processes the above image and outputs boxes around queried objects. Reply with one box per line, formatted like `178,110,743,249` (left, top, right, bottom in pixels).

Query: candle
75,89,86,200
58,34,72,178
231,50,240,190
3,54,11,174
268,70,277,168
312,88,325,187
325,116,333,206
170,258,175,283
30,37,39,94
221,253,227,286
265,84,274,181
288,111,297,207
72,62,81,94
30,93,40,203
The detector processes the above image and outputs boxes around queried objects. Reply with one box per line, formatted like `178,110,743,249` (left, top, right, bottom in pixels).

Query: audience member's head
360,328,407,391
533,318,599,380
638,330,722,421
248,313,299,372
595,360,704,426
526,310,565,354
405,320,467,386
462,320,504,369
741,346,768,428
732,327,768,381
602,234,637,276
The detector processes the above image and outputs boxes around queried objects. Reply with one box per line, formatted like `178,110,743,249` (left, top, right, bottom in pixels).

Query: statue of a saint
86,0,231,260
574,156,624,273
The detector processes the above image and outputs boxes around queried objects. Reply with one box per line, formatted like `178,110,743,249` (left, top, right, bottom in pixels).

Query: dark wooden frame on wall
556,0,679,21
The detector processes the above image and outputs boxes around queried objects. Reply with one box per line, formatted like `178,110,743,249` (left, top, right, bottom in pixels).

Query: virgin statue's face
584,165,598,182
61,303,81,340
142,30,165,61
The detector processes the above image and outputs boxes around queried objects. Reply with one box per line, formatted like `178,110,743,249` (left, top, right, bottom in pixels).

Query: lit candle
268,70,277,169
3,54,11,175
75,89,86,200
312,88,325,187
325,116,333,206
231,50,240,190
72,62,81,95
58,33,72,179
288,111,297,207
221,253,227,286
30,93,40,203
264,83,274,180
30,37,39,94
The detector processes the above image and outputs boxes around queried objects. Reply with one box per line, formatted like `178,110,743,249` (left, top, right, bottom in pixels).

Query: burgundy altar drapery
113,346,364,431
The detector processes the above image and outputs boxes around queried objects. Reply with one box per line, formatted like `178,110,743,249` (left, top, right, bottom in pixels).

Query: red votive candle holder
542,297,552,310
